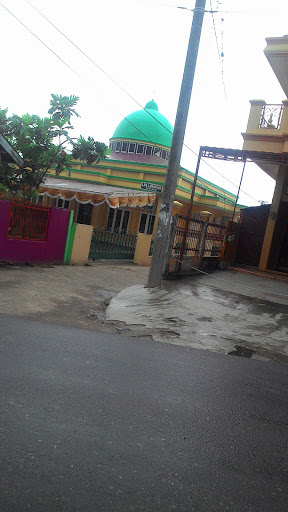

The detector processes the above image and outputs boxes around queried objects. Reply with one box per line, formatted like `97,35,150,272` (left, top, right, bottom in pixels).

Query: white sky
1,0,288,206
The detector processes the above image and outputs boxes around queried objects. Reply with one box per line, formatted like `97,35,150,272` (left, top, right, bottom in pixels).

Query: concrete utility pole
147,0,206,288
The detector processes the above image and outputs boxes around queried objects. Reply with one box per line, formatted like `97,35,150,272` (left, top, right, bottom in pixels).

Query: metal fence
203,222,226,258
7,203,50,241
169,215,226,272
258,104,283,129
172,214,203,258
89,229,137,260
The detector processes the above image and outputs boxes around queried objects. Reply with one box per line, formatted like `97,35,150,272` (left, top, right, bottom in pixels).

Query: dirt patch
0,260,149,334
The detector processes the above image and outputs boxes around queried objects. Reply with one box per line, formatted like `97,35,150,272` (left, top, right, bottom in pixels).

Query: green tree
48,94,80,125
0,95,109,199
72,136,110,165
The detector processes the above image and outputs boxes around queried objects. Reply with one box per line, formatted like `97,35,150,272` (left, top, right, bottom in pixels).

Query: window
145,146,152,156
153,147,161,157
7,203,50,241
56,197,70,209
161,150,167,160
139,213,147,233
77,203,93,225
121,142,128,152
136,144,144,154
106,208,131,234
138,213,155,235
128,143,136,153
31,195,44,205
116,141,121,152
109,142,115,151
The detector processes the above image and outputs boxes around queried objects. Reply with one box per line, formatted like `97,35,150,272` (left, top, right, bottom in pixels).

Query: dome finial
145,100,158,111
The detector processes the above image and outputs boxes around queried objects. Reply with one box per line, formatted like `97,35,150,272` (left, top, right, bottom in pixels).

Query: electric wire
0,2,81,79
24,0,260,204
5,0,260,205
209,0,227,99
0,2,156,147
23,0,261,204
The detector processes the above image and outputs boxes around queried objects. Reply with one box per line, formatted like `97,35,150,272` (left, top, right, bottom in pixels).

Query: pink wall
0,201,70,264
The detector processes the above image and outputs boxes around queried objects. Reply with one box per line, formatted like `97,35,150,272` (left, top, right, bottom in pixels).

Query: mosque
40,100,241,240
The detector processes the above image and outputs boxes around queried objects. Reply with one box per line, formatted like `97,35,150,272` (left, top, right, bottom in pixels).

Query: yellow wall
48,156,241,216
70,224,93,266
242,94,288,270
259,165,288,270
134,233,152,266
242,99,288,178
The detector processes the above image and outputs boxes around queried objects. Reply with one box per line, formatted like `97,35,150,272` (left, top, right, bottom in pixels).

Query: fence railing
172,215,203,258
7,203,50,241
89,229,137,259
258,104,283,129
169,215,226,272
203,222,226,258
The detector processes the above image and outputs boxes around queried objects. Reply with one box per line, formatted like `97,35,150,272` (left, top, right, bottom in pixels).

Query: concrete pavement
1,315,288,511
1,261,287,362
107,269,288,363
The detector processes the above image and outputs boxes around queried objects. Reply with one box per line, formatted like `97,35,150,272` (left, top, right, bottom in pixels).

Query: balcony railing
258,104,283,129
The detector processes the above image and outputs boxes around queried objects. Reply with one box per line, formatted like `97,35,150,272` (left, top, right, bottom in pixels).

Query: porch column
258,165,287,271
245,100,265,133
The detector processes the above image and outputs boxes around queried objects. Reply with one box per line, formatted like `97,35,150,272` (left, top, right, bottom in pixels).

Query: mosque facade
40,100,242,240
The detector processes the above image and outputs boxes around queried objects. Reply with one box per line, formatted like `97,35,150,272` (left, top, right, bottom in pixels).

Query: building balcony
242,99,288,179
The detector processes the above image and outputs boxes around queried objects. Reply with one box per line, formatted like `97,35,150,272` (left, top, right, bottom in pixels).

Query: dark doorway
278,222,288,271
275,202,288,272
234,205,270,267
77,203,93,225
268,201,288,272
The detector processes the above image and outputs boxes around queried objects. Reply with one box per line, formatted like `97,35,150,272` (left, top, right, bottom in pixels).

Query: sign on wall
141,182,162,193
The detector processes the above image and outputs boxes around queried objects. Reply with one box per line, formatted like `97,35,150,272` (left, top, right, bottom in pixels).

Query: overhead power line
0,3,156,143
209,0,227,99
25,0,260,203
3,0,260,204
24,0,259,203
0,1,80,78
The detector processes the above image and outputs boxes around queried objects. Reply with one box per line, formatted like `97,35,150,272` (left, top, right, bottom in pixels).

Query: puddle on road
227,345,257,358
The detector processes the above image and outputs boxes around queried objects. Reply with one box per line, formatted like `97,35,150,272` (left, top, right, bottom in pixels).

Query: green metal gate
89,229,137,260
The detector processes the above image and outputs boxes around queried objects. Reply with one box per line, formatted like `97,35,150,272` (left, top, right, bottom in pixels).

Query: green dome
111,101,173,148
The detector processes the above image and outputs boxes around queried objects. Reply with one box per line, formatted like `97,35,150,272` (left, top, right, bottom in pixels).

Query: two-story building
242,36,288,273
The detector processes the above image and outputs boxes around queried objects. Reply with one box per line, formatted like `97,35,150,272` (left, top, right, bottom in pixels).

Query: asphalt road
1,315,288,512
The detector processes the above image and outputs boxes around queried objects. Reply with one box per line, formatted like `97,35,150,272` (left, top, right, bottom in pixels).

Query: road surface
1,315,288,511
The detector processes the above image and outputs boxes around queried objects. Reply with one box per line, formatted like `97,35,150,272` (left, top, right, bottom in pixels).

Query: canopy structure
39,178,156,209
200,146,288,166
200,146,288,181
184,145,288,232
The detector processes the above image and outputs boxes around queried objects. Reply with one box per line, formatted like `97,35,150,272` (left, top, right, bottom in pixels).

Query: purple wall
0,201,70,264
